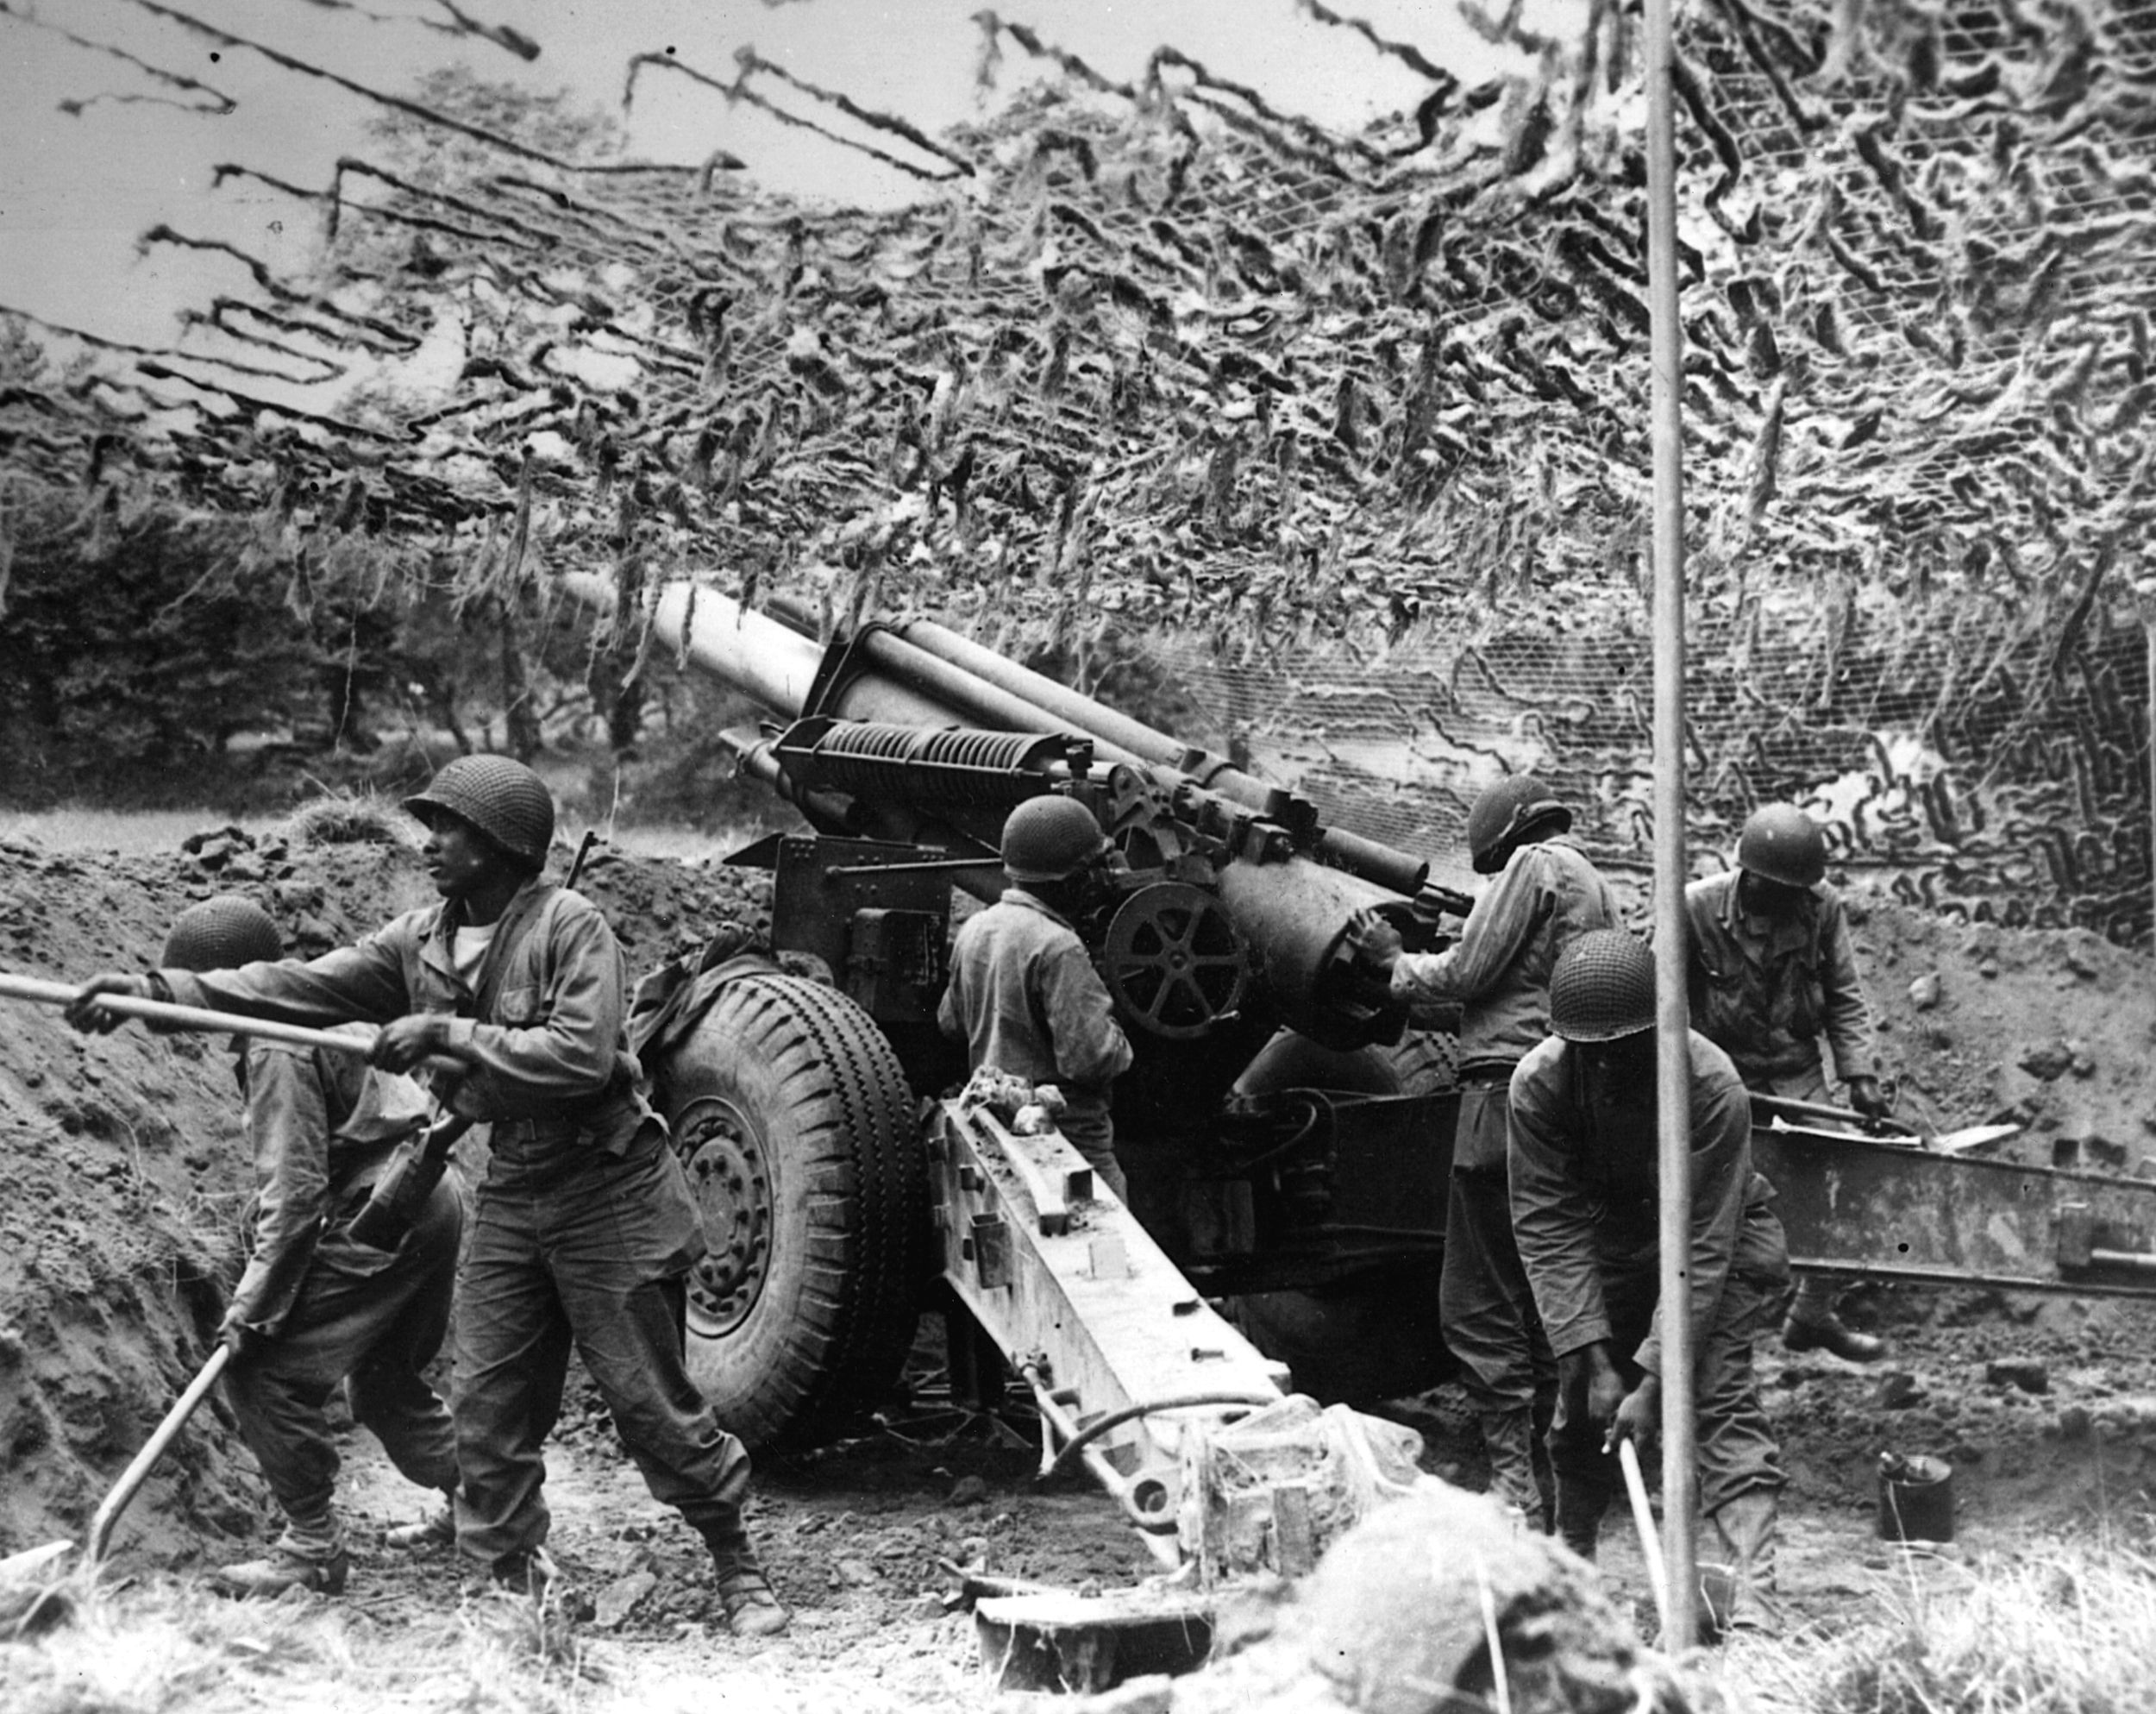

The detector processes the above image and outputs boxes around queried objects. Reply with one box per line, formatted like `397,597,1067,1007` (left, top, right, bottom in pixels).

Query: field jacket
1386,835,1619,1102
224,1029,431,1341
1681,870,1877,1084
163,879,662,1186
937,889,1133,1156
1507,1028,1783,1377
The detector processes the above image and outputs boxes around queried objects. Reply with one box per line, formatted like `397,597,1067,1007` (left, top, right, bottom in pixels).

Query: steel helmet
1465,774,1570,874
403,755,555,870
162,895,282,971
1736,803,1827,890
1001,794,1110,884
1549,930,1656,1043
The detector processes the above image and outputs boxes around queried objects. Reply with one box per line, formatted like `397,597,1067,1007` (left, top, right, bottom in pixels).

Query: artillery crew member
70,757,788,1636
939,794,1135,1198
1509,930,1789,1636
1682,803,1888,1363
157,895,463,1598
1347,773,1617,1532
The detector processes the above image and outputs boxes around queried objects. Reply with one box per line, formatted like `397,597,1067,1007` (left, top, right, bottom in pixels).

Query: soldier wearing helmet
937,794,1134,1197
1508,930,1790,1638
1681,802,1887,1364
69,757,788,1636
125,896,461,1598
1345,772,1617,1533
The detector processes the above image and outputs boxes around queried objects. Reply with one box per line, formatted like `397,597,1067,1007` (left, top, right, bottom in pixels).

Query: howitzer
569,574,2156,1579
571,572,1468,1578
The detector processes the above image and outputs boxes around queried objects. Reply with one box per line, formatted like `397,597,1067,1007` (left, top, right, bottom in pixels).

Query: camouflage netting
1,0,2152,937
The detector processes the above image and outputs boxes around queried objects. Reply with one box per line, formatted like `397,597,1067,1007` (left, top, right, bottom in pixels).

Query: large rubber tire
1226,1027,1458,1404
653,972,926,1451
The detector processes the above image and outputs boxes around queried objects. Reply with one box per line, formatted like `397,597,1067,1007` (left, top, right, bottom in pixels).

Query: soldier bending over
162,895,461,1598
1509,930,1789,1636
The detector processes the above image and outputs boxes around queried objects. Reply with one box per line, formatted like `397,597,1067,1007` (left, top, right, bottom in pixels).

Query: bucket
1877,1453,1955,1543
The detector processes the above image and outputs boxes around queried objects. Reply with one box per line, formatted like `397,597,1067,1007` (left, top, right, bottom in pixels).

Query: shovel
0,1343,231,1633
1750,1090,2021,1156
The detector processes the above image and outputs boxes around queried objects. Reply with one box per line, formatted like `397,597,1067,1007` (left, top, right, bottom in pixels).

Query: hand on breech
1345,910,1403,976
65,973,153,1034
370,1014,449,1074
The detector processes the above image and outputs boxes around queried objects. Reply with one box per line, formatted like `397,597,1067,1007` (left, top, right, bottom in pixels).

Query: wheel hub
674,1096,773,1336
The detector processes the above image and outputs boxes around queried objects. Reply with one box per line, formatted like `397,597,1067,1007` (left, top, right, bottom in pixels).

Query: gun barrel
567,574,1431,895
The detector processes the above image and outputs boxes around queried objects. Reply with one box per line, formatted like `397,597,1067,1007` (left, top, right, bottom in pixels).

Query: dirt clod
2020,1042,2076,1081
1985,1360,2049,1395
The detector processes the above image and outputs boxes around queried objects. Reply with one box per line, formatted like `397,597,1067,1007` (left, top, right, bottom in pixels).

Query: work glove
1846,1075,1889,1120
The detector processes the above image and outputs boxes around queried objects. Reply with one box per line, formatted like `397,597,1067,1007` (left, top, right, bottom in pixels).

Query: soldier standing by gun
1681,803,1890,1363
70,757,787,1636
939,795,1134,1198
1510,931,1789,1637
151,895,462,1598
1346,775,1617,1533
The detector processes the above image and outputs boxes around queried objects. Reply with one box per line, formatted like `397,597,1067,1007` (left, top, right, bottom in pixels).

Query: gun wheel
655,972,926,1450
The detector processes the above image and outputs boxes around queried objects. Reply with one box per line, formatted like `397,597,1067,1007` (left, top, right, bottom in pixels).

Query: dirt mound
0,824,769,1564
1110,1482,1693,1714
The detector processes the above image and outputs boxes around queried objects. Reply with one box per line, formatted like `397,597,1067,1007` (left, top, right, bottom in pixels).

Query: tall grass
0,1573,600,1714
1721,1547,2156,1713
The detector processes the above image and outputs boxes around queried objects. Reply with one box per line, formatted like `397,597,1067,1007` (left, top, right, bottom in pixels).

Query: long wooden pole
0,973,380,1054
1643,0,1699,1648
0,973,461,1076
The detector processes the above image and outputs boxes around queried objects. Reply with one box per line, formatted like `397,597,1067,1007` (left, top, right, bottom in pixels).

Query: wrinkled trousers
1549,1226,1784,1559
1754,1061,1846,1325
225,1172,464,1528
454,1136,751,1565
1439,1086,1555,1525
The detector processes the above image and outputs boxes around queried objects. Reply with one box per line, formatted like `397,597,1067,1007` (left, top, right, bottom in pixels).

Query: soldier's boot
699,1504,790,1637
1782,1277,1886,1362
1699,1487,1787,1642
1551,1472,1608,1562
212,1516,349,1598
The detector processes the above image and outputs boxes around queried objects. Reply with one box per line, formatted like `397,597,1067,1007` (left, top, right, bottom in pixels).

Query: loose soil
4,821,2156,1710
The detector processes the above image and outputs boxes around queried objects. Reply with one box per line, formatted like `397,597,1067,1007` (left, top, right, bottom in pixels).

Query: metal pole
1644,0,1698,1647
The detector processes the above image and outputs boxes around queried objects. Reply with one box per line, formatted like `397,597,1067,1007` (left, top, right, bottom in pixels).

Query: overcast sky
0,0,1584,361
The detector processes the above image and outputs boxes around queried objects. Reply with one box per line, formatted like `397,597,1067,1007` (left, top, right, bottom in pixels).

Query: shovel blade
1928,1123,2022,1155
0,1541,73,1583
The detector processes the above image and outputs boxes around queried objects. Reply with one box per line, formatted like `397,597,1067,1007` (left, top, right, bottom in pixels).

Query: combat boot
212,1521,349,1598
699,1504,790,1637
1781,1307,1886,1363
